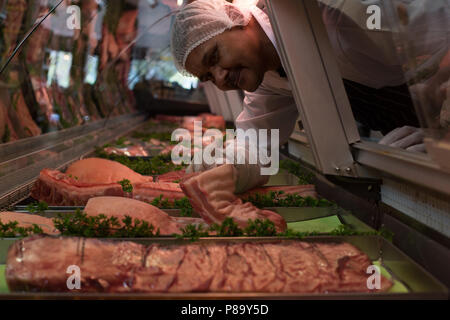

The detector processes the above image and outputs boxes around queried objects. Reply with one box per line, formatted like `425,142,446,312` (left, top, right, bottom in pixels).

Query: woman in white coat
170,0,449,192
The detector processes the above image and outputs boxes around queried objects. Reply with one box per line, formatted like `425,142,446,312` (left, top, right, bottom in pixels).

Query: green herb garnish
52,210,160,238
131,131,174,143
118,179,133,193
244,219,277,237
176,224,209,242
0,220,44,237
94,151,185,175
242,191,334,208
280,159,315,185
150,196,193,217
210,217,244,237
25,201,49,214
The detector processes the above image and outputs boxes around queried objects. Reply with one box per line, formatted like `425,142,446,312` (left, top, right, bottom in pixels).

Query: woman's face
185,22,268,92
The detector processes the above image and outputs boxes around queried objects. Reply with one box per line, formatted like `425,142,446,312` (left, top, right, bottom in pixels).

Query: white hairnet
170,0,254,76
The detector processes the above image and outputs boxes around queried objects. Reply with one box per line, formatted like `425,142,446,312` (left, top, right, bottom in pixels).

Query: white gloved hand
378,126,426,152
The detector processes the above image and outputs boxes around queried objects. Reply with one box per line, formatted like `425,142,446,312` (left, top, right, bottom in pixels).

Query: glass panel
318,0,449,155
382,0,450,168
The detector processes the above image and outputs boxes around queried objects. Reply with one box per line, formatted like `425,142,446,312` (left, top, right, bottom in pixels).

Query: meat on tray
181,164,287,232
103,145,149,157
0,212,58,235
31,158,185,206
240,185,318,199
84,196,207,235
6,236,392,293
154,113,226,130
156,170,186,183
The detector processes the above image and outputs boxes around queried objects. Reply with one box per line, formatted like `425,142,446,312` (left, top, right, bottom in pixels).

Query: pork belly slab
6,236,392,293
180,165,287,232
31,158,184,206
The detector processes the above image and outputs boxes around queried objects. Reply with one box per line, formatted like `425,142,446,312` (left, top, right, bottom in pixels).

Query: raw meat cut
180,165,287,232
65,158,152,184
6,236,392,293
154,113,226,130
84,197,206,235
31,158,185,206
240,185,318,199
199,113,226,130
103,145,149,157
156,170,186,183
0,212,58,235
159,170,318,199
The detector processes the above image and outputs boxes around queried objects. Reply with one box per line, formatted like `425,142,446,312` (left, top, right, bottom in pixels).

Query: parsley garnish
150,196,193,217
280,159,315,185
25,201,49,214
0,221,44,237
242,191,334,208
118,179,133,193
94,150,185,175
52,210,160,238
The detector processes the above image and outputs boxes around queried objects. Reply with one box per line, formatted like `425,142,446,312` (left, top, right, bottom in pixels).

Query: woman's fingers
379,126,420,146
390,129,424,149
406,143,426,153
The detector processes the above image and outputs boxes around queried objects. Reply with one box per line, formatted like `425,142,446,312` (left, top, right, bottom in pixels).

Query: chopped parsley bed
94,151,186,175
279,159,315,185
1,209,391,241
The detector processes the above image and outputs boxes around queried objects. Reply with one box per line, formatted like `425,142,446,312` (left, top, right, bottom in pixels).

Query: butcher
170,0,449,192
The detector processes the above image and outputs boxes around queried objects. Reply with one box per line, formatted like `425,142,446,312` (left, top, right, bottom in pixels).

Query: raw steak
156,170,186,183
180,165,287,232
6,236,392,293
0,212,58,235
84,197,207,235
31,158,184,206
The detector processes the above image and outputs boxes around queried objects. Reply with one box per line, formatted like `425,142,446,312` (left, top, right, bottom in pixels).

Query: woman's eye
211,46,220,65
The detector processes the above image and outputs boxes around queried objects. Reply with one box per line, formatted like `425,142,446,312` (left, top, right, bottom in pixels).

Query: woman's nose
210,65,228,89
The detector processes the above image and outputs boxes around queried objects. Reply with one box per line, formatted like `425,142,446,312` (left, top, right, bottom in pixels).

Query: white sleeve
235,86,299,146
228,86,299,193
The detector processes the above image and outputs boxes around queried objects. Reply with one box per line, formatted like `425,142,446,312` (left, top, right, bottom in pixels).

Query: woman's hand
379,125,426,153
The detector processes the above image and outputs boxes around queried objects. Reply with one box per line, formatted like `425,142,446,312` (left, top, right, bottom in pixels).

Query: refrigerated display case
0,0,448,299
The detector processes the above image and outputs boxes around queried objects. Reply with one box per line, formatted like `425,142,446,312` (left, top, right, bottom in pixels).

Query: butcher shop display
30,156,319,209
5,236,392,293
31,158,185,206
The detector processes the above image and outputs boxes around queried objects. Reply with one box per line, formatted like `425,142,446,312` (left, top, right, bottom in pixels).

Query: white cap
170,0,253,76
